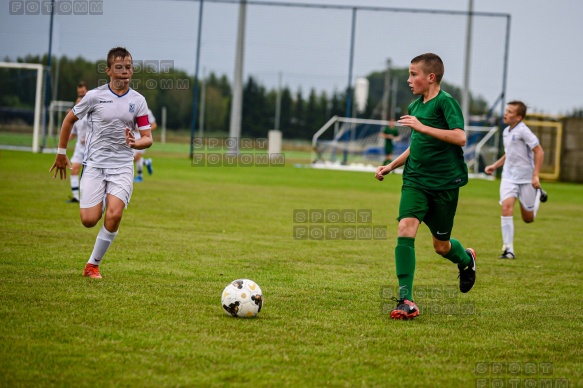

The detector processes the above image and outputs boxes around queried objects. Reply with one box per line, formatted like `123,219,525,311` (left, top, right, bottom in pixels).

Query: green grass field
0,148,581,387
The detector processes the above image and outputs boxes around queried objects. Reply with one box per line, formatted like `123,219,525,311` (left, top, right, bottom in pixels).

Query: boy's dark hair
77,81,87,89
106,47,132,68
507,100,527,118
411,53,444,83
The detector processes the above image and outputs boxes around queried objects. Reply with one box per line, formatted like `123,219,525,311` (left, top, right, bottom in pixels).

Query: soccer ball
221,279,263,318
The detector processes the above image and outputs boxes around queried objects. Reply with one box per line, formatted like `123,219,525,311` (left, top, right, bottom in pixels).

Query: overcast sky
1,0,581,115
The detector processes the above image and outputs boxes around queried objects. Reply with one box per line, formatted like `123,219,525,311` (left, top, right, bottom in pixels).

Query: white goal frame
0,62,45,153
311,116,395,164
310,116,498,180
49,100,74,139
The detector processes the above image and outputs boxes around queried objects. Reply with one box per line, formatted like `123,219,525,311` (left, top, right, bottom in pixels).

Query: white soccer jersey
72,84,150,168
72,115,89,145
71,115,90,163
501,121,540,184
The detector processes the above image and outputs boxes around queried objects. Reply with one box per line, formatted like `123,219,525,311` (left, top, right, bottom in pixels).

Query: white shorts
80,165,134,209
134,149,146,156
71,142,85,164
499,179,537,212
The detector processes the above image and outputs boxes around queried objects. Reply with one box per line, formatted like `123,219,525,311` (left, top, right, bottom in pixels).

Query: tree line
2,54,497,139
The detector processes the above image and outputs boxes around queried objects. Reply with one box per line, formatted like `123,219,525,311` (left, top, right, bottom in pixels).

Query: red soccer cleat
83,263,102,279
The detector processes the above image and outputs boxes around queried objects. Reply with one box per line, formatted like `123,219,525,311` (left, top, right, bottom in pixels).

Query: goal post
464,125,499,178
48,100,74,140
0,62,45,153
311,116,497,179
311,116,407,166
523,119,563,181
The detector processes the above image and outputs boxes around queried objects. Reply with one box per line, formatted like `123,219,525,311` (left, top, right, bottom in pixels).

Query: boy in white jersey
133,109,157,182
67,82,88,203
485,100,547,259
50,47,153,278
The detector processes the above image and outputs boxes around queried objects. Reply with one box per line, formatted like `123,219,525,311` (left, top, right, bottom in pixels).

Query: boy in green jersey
375,53,476,320
380,119,399,165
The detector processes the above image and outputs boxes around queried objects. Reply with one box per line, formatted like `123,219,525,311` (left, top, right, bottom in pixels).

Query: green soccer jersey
403,90,468,190
383,125,399,153
383,125,399,137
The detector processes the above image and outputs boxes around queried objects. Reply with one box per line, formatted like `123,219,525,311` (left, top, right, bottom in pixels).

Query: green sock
395,237,416,301
443,238,471,268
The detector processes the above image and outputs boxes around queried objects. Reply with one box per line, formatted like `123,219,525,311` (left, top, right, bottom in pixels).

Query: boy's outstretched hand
484,165,495,175
397,115,423,132
49,154,72,180
125,127,135,148
375,165,390,181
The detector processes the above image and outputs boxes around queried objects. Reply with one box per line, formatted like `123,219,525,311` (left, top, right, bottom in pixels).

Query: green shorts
397,185,460,241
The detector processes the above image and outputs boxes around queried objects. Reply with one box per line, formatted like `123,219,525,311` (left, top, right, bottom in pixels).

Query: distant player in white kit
50,47,153,278
485,100,547,259
67,82,89,203
133,108,157,182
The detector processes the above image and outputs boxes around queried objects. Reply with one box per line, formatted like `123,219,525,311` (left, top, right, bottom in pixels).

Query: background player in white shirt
485,100,547,259
50,47,153,278
133,109,157,182
67,82,89,203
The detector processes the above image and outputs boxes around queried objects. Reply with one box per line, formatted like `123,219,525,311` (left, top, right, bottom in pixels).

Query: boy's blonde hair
411,53,444,83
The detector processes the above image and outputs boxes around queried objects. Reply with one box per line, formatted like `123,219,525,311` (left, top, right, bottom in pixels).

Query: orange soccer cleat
390,298,420,320
83,263,102,279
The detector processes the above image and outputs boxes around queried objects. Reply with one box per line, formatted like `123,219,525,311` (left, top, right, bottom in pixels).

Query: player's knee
433,243,450,256
80,206,103,228
397,223,415,237
523,215,534,223
105,208,123,223
80,215,100,228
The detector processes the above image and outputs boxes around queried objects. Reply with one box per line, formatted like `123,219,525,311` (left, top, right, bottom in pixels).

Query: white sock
71,175,80,200
501,216,514,253
88,225,118,266
534,189,541,218
137,158,144,176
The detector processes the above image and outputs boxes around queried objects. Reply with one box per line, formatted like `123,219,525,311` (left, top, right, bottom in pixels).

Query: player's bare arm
375,147,410,181
127,128,153,150
485,155,506,175
531,145,544,189
398,115,466,146
49,110,78,179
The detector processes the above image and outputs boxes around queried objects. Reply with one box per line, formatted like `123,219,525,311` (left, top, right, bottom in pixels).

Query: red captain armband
135,115,150,129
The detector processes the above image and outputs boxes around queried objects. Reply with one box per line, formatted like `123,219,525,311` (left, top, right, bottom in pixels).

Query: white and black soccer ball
221,279,263,318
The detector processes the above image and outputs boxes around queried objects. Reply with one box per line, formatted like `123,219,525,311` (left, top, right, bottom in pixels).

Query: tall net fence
196,1,509,135
0,0,509,149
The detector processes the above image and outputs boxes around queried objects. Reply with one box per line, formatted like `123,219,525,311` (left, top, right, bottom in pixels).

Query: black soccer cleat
499,249,516,259
459,248,476,293
539,188,548,203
